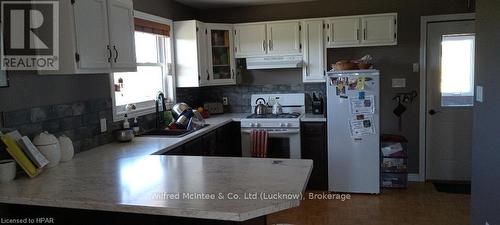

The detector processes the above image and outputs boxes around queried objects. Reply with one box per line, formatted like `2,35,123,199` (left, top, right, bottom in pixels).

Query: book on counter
0,131,44,178
5,131,49,168
18,136,50,168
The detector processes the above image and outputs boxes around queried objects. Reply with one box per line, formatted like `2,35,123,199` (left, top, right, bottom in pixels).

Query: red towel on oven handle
251,130,268,158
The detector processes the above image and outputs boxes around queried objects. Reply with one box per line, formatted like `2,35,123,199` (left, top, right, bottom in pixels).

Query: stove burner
246,113,301,119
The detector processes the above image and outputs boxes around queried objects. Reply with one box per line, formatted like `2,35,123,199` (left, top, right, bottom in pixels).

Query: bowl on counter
332,61,357,71
0,160,16,183
115,129,134,142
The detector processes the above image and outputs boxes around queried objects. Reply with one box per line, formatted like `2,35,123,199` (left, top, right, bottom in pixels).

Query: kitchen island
0,127,312,224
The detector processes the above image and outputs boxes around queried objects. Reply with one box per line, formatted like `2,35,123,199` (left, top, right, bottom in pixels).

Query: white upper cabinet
39,0,136,75
174,20,208,88
266,21,301,55
361,14,397,46
72,0,111,71
107,0,137,71
325,17,360,47
197,22,210,86
234,21,301,58
175,21,237,87
302,20,325,83
207,24,237,86
234,24,267,58
324,13,397,48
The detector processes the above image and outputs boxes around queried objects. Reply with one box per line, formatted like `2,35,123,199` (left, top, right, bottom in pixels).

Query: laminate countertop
0,113,313,222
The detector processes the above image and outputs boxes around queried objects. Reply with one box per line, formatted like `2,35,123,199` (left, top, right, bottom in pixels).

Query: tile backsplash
1,83,325,155
177,83,326,113
1,98,157,154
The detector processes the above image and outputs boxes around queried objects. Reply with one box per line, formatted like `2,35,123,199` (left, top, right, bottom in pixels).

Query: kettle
272,101,283,115
254,98,267,115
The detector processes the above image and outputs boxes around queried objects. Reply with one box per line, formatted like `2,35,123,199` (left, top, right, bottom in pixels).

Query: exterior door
107,0,136,72
266,21,301,55
426,20,475,181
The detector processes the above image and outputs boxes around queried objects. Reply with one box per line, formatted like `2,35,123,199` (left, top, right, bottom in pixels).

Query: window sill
113,106,156,122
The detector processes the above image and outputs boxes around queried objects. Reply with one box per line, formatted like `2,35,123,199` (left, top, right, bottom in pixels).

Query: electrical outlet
476,85,484,102
222,97,229,106
100,118,107,133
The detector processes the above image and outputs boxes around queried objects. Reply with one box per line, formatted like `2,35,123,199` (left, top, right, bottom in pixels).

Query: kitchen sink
143,124,209,137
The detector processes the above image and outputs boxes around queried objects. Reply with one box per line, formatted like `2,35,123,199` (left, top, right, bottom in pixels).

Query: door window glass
440,34,475,107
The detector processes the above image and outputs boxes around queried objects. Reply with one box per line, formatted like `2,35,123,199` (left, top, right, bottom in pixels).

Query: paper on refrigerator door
350,95,375,115
349,114,376,137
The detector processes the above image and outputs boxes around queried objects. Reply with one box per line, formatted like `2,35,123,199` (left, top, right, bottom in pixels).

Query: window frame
110,11,176,122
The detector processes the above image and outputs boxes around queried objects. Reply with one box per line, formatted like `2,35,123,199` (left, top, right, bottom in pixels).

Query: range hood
246,55,303,70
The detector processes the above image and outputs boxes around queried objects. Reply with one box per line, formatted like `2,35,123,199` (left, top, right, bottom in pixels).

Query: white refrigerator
326,70,380,194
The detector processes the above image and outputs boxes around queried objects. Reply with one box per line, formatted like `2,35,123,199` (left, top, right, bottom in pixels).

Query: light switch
476,86,484,102
392,78,406,88
413,63,420,73
100,118,107,133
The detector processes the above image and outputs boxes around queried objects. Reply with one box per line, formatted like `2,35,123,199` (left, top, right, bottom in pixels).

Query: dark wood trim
134,18,170,37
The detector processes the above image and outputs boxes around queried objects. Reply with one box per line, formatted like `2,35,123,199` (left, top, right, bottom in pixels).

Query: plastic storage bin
380,134,408,188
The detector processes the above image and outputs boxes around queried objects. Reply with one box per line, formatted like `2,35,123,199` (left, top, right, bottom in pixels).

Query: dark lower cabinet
216,122,242,157
166,145,185,155
165,122,241,157
301,122,328,191
183,136,204,156
202,131,217,156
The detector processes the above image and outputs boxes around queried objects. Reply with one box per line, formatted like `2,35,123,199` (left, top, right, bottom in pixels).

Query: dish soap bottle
132,117,140,135
123,114,130,129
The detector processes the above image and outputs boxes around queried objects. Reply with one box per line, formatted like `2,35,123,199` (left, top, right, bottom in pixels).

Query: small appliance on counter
203,102,224,115
312,92,324,115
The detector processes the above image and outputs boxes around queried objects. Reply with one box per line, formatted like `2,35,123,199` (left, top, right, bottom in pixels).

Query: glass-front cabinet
206,24,236,86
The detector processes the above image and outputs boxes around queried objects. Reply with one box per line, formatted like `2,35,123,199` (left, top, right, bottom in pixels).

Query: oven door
241,128,301,159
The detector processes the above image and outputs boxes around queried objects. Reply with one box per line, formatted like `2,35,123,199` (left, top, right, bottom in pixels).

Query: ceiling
174,0,318,9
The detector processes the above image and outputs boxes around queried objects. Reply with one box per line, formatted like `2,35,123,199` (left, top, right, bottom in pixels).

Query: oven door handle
241,129,300,135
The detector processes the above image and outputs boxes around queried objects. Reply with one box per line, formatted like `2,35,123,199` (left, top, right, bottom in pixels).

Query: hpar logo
1,1,59,70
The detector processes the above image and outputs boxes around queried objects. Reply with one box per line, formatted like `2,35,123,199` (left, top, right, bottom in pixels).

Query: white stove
240,94,305,159
241,94,305,128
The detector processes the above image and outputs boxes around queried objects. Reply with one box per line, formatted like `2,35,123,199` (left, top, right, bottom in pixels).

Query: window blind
134,18,170,37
